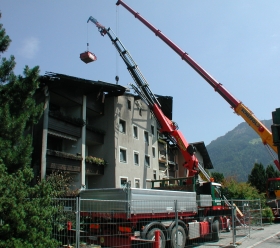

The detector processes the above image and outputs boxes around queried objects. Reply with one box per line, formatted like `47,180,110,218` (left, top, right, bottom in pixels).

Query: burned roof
191,141,214,169
155,95,173,120
40,72,126,97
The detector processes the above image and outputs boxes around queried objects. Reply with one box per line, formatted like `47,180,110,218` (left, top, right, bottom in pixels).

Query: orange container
80,51,97,63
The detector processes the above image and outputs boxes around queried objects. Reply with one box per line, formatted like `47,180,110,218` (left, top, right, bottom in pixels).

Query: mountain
206,119,276,182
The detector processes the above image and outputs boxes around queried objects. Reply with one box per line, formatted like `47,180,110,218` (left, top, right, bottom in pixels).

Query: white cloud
19,37,40,59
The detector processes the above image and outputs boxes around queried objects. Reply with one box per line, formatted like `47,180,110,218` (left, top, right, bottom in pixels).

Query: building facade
32,72,212,190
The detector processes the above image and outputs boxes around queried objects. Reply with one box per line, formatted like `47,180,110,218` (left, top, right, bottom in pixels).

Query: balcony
86,125,105,145
87,96,104,115
85,156,106,175
85,163,104,175
46,150,82,172
48,112,85,138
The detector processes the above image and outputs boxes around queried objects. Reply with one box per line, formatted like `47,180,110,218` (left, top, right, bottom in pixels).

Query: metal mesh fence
52,198,78,247
230,199,263,245
51,197,262,248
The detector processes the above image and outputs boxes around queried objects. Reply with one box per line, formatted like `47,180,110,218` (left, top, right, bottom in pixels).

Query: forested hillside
206,119,277,182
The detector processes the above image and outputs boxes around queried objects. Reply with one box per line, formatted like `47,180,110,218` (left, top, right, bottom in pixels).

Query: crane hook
115,75,119,84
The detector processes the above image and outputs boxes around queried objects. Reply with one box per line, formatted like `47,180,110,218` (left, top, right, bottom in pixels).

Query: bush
262,207,274,224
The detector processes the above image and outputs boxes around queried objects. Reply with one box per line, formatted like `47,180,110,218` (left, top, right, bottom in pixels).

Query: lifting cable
115,5,119,84
86,20,89,52
265,144,279,169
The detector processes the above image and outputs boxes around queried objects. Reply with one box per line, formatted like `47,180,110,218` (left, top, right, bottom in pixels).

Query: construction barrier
51,198,262,247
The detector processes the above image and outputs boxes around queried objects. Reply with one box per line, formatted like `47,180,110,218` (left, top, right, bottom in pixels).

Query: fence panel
52,198,78,247
51,197,264,247
231,199,262,245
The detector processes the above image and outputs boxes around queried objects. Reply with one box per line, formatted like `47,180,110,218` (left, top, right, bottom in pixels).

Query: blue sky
2,1,280,145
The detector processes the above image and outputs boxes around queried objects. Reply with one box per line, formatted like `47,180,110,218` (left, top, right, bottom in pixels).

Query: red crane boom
87,16,200,178
116,0,280,170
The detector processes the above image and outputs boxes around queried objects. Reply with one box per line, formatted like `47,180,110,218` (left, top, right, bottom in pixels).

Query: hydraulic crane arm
116,0,280,170
88,16,200,177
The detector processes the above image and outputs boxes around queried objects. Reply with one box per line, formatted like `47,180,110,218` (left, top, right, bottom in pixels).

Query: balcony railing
85,155,106,175
46,150,82,172
46,150,105,175
48,111,85,138
86,125,105,145
85,162,104,175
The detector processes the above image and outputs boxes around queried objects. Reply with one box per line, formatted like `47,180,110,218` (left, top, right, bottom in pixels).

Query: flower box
85,162,104,175
46,150,82,172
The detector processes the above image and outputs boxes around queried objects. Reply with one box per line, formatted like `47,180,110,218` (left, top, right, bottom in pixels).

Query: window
120,147,127,163
133,125,138,139
134,151,139,166
151,125,154,135
47,135,63,151
139,108,142,116
145,155,150,168
49,103,60,112
153,170,157,180
159,162,166,171
134,178,140,188
144,131,149,145
127,99,131,110
119,119,126,133
120,177,128,188
152,147,156,158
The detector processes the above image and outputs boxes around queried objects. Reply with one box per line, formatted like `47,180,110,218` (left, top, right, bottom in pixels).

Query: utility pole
271,108,280,162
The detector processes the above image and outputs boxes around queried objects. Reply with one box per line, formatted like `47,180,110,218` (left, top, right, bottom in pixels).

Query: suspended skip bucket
80,51,97,64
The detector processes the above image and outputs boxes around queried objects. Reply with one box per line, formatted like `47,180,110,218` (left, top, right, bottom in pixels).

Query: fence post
231,199,236,246
248,201,251,238
175,200,178,247
259,199,263,227
76,197,80,248
154,230,160,248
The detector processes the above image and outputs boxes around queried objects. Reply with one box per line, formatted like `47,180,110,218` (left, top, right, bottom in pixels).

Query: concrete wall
87,95,116,189
114,94,159,188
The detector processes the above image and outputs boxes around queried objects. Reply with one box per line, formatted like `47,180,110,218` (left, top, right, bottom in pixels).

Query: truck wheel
146,228,166,248
170,226,186,248
212,220,220,241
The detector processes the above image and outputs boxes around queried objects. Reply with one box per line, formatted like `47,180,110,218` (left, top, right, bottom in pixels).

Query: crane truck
115,0,279,170
77,17,232,248
115,0,280,220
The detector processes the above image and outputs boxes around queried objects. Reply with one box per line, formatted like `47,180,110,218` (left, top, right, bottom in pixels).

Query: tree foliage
222,176,266,206
247,163,280,194
0,13,11,54
266,164,280,179
0,162,59,248
211,171,224,183
0,14,43,173
0,65,43,173
247,163,267,193
0,13,60,248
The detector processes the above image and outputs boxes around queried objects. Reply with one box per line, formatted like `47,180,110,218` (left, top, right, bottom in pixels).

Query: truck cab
197,181,223,206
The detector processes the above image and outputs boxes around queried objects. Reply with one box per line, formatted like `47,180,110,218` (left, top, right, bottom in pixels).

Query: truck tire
146,228,166,248
170,226,186,248
212,220,220,242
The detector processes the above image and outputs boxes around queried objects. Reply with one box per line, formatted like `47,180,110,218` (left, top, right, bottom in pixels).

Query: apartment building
32,72,213,190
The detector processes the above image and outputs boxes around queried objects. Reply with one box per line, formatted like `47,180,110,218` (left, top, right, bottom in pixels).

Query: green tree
0,162,60,248
266,164,280,179
247,163,267,193
0,13,59,248
211,171,224,183
222,176,266,206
